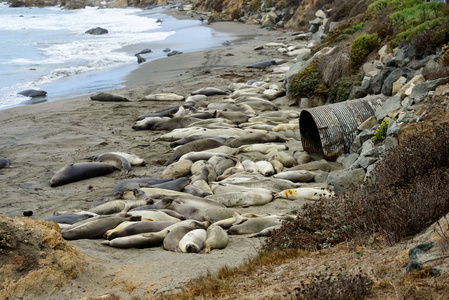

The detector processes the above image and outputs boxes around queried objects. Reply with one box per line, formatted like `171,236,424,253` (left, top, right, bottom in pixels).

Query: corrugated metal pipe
299,95,386,161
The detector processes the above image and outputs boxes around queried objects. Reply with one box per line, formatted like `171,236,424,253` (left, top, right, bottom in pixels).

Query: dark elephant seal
94,153,131,176
61,215,140,240
228,217,282,235
136,54,146,63
226,132,286,148
128,198,174,211
106,221,175,240
90,92,129,102
136,103,195,121
149,177,190,191
167,50,182,56
163,226,195,252
136,48,152,55
85,27,108,35
102,229,168,248
50,162,116,187
132,117,170,130
191,87,228,96
246,60,277,69
17,89,47,97
43,213,94,224
170,135,228,148
164,138,225,166
0,158,11,169
168,201,211,222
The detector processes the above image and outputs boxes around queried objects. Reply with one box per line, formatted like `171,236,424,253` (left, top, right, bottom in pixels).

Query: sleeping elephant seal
227,217,282,235
163,225,195,252
226,132,286,148
50,162,116,187
106,221,175,240
102,229,168,249
204,225,228,253
90,92,129,102
164,138,225,166
17,89,47,97
94,153,131,176
179,228,207,253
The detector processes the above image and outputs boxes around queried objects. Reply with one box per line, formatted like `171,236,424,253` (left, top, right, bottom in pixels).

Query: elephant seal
205,191,273,207
136,103,195,121
215,110,250,124
168,201,211,222
152,116,203,131
226,132,286,148
169,135,227,148
61,215,141,240
248,225,282,238
204,225,228,253
273,170,315,183
162,160,193,179
127,210,182,222
89,199,152,215
17,89,47,97
90,92,129,102
136,54,146,63
290,160,332,172
228,217,282,235
0,158,11,169
94,153,131,176
50,162,116,187
182,185,212,198
276,187,334,200
164,138,225,166
163,225,195,252
179,229,207,253
136,48,152,55
149,177,190,191
191,87,228,96
106,221,175,240
43,213,94,224
133,117,170,130
246,60,277,69
105,152,146,166
128,198,174,211
102,229,168,249
255,161,275,176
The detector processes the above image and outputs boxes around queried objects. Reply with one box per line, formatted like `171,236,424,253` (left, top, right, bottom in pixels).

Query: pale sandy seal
136,103,194,120
204,224,228,253
90,92,129,102
140,93,185,101
170,135,229,148
50,162,116,187
168,201,211,222
94,153,131,176
61,215,141,240
228,217,282,235
102,229,168,248
162,160,193,178
276,187,334,200
163,225,196,252
179,228,207,253
255,161,275,176
290,159,332,172
106,221,175,240
127,210,182,222
132,116,170,130
205,191,273,207
215,110,250,124
238,143,288,154
191,87,228,96
273,170,315,183
182,184,212,197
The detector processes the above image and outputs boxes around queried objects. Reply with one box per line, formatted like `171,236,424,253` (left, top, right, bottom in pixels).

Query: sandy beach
0,11,310,298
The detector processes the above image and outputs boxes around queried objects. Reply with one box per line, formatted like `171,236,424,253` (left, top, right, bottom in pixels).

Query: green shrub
328,76,359,103
350,33,380,70
343,21,366,35
372,118,389,142
289,61,328,99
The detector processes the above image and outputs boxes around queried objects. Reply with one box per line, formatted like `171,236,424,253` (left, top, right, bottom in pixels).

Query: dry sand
0,13,308,299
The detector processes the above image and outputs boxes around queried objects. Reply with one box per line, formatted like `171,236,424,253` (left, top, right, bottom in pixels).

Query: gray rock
357,156,377,169
409,76,449,104
381,68,405,96
293,33,313,41
358,116,378,131
387,120,400,136
327,168,366,192
360,138,374,156
314,172,328,183
371,67,394,94
350,135,362,154
384,136,398,150
308,23,320,33
375,96,402,121
365,163,376,181
406,241,435,272
339,153,359,170
85,27,108,35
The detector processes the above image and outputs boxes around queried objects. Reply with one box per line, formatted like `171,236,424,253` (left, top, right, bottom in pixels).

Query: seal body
204,225,228,253
163,226,195,252
50,162,116,187
102,229,168,249
94,153,131,176
179,229,207,253
90,92,129,102
0,158,11,169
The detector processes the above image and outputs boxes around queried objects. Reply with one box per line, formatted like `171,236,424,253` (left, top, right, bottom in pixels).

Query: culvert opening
299,110,323,156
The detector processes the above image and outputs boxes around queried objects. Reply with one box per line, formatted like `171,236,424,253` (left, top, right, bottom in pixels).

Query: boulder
375,96,402,121
327,168,366,192
371,67,394,94
381,68,405,96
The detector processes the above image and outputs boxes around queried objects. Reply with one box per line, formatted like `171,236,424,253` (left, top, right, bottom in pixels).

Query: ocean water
0,4,233,110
